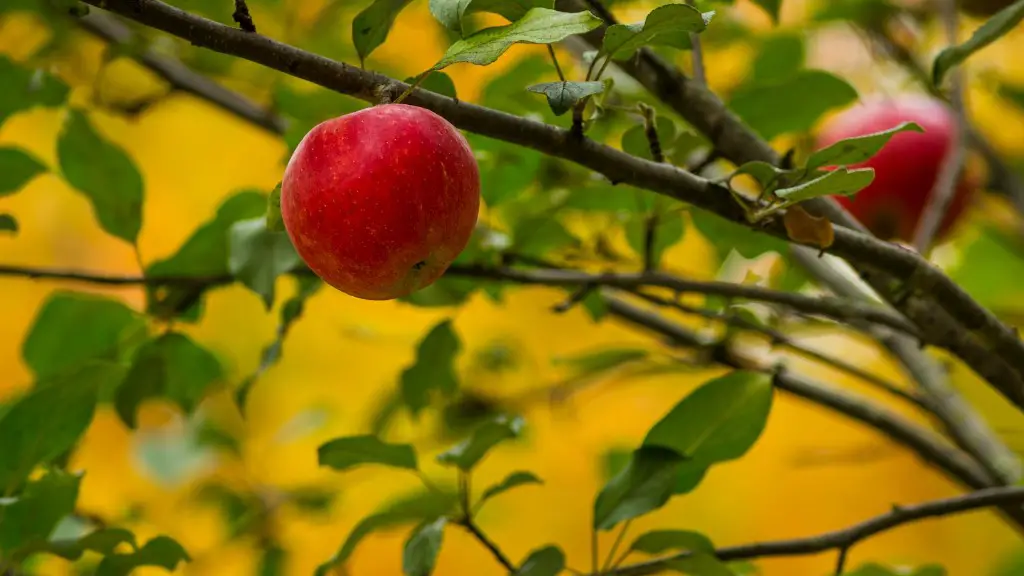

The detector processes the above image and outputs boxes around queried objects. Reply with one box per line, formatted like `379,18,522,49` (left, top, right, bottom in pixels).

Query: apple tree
2,0,1024,574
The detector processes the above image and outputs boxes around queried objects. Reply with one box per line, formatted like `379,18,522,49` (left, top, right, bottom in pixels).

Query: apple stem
394,70,433,105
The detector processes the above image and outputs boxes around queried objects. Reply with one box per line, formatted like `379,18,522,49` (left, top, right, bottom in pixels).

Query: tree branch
597,483,1024,576
78,0,1024,414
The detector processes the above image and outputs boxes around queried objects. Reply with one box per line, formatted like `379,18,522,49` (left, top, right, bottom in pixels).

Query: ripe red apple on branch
815,95,979,243
281,104,481,300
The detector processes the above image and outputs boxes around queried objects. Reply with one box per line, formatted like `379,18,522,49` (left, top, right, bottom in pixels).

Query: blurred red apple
815,95,977,242
960,0,1016,16
281,104,480,300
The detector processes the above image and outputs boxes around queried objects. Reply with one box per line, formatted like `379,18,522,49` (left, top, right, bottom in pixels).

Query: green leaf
688,209,788,262
593,445,686,530
477,470,543,508
0,470,81,556
602,4,714,60
316,489,458,575
0,146,45,196
317,435,417,472
621,117,677,160
0,214,16,234
948,222,1024,310
405,72,458,99
0,55,70,126
554,347,648,377
23,292,146,380
431,0,554,35
517,545,565,576
774,167,875,202
806,121,923,170
629,530,714,555
402,517,446,576
266,183,284,232
433,8,602,69
95,535,190,576
625,211,685,269
228,216,301,309
582,290,608,322
146,190,265,320
400,319,461,416
430,0,474,35
526,81,605,115
724,160,793,192
115,332,224,428
436,415,524,471
728,70,858,140
665,554,736,575
400,276,478,307
933,0,1024,85
57,109,144,243
352,0,415,65
43,528,138,561
750,0,782,24
812,0,898,24
749,33,804,83
512,216,578,258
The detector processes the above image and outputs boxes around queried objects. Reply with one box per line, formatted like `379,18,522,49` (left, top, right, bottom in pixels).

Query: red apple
815,95,977,242
281,104,481,300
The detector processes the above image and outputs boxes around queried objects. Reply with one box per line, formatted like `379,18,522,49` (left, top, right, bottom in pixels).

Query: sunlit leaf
431,0,554,35
228,216,302,309
436,415,524,470
352,0,415,65
526,81,605,115
318,435,417,472
806,122,923,170
602,4,714,60
774,167,875,202
933,0,1024,85
0,147,45,197
401,319,461,415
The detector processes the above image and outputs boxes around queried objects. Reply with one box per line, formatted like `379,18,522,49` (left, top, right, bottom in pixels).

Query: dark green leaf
665,554,736,575
146,190,265,320
997,81,1024,111
57,109,144,243
629,530,714,555
593,445,686,530
95,535,190,576
0,214,17,234
582,290,608,322
400,276,478,307
318,435,417,472
315,489,458,575
402,517,446,576
436,415,524,470
603,4,714,60
258,546,286,576
352,0,415,65
115,332,223,428
0,146,45,196
400,319,461,415
405,72,459,99
554,348,648,377
625,211,685,269
774,167,875,202
0,364,119,490
729,70,858,140
933,0,1024,85
266,183,284,232
477,470,543,508
433,8,602,69
23,291,145,380
806,122,923,170
228,216,301,309
526,81,605,115
43,528,138,561
0,470,80,556
517,545,565,576
750,0,781,24
0,56,69,126
430,0,474,35
812,0,898,24
750,33,804,83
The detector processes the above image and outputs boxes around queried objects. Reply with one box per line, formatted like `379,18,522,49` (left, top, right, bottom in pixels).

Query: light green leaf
433,8,602,69
115,332,224,428
228,216,301,309
431,0,554,35
95,535,190,576
57,109,144,243
554,347,648,377
0,55,70,126
23,291,146,380
629,530,714,555
806,121,923,170
477,470,543,508
266,182,284,232
728,70,858,140
400,319,461,416
593,445,686,530
0,470,81,556
0,147,45,197
0,214,15,234
436,415,524,471
625,211,685,269
318,435,417,472
352,0,415,65
517,545,565,576
602,4,714,60
933,0,1024,85
751,0,782,24
526,81,606,115
774,167,875,202
0,364,120,491
402,517,446,576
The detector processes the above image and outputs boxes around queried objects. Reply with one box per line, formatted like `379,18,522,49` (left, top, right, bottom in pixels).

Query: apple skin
815,95,977,243
960,0,1016,16
281,104,481,300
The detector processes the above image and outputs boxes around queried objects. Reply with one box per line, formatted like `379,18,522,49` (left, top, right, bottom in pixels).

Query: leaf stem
394,70,433,104
601,519,631,573
547,44,566,82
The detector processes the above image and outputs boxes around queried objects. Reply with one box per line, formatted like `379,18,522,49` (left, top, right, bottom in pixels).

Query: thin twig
595,483,1024,576
547,45,566,82
911,0,967,255
459,517,517,572
232,0,257,32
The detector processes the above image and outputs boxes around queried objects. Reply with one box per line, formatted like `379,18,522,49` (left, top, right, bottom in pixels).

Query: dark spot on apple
412,260,427,271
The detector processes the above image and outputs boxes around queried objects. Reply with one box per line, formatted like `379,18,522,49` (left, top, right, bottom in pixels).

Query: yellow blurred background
3,0,1024,574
